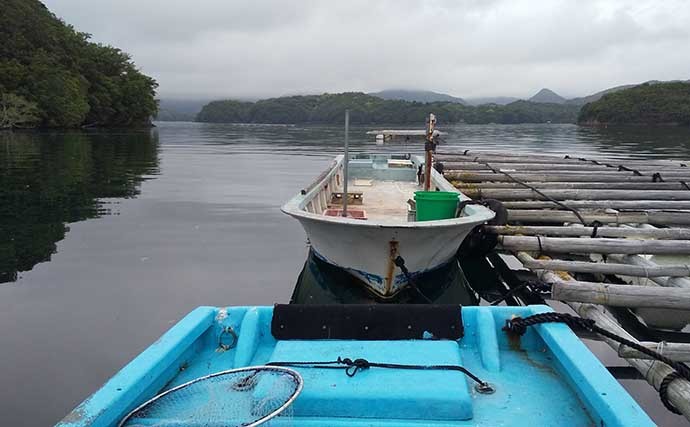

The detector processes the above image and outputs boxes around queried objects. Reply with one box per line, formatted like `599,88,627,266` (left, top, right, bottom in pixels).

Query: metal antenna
342,109,350,217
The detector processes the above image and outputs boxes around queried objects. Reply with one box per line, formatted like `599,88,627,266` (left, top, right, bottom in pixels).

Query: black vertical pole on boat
423,113,436,191
342,109,350,217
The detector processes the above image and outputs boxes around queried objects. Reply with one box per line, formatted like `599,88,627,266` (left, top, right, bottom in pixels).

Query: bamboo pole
618,342,690,361
607,254,690,289
445,171,676,183
498,235,690,255
443,162,690,172
448,168,690,179
506,209,690,226
549,280,690,309
461,188,690,201
517,252,690,421
502,200,690,210
454,181,690,190
486,225,690,240
522,258,690,278
572,301,690,421
436,151,689,166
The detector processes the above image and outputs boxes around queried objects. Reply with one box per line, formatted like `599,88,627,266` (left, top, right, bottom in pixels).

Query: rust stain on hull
384,240,399,295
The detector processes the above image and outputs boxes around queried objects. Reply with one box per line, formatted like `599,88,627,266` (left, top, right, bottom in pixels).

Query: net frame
118,366,304,427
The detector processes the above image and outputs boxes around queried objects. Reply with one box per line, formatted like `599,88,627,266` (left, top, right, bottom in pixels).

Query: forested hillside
578,82,690,126
196,93,580,125
0,0,158,129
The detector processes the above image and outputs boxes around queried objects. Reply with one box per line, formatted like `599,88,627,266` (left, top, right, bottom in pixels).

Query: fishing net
118,366,303,427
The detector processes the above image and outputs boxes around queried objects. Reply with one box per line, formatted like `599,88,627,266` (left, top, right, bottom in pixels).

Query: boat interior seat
268,304,471,420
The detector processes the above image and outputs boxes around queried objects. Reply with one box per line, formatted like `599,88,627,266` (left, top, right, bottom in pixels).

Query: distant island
0,0,158,129
196,92,580,125
194,82,690,126
578,82,690,126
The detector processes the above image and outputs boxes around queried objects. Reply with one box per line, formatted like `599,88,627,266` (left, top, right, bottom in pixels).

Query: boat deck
58,305,654,426
348,179,420,221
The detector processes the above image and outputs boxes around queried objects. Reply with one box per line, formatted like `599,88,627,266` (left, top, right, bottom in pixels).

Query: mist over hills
465,97,519,106
156,99,210,121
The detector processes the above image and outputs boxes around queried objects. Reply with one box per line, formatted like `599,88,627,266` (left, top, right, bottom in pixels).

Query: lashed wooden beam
521,258,690,278
506,209,690,225
486,225,690,239
461,188,690,201
498,235,690,255
618,342,690,362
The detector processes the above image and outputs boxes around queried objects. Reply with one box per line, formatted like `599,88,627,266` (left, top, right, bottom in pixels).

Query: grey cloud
43,0,690,100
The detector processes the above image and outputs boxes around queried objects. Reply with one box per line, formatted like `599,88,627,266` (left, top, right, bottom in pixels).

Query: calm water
1,122,689,426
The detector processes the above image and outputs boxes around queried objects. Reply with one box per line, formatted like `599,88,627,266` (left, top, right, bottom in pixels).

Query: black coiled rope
268,356,488,386
504,312,690,415
394,255,432,303
476,159,589,226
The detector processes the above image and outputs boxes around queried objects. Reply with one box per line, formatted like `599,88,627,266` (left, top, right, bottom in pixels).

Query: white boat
282,153,495,298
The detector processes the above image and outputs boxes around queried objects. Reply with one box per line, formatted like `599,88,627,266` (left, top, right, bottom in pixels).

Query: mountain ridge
368,89,467,105
529,88,566,104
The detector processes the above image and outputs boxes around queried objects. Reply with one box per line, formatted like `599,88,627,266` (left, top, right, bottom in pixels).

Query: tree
196,92,581,125
0,0,158,128
0,93,40,129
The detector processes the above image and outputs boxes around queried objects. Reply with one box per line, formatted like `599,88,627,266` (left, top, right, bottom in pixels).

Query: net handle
117,365,304,427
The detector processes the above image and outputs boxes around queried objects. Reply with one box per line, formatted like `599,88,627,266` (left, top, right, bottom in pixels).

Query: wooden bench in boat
387,159,414,168
330,192,363,205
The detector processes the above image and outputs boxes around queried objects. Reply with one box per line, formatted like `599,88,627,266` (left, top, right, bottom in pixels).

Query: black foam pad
271,304,463,340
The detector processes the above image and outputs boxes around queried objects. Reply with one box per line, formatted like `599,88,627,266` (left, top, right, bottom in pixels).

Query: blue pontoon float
58,304,653,426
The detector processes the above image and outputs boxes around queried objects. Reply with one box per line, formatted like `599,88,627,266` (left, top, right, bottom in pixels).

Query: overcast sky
43,0,690,100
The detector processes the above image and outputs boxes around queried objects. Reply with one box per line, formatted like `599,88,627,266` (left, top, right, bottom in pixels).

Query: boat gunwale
281,154,495,229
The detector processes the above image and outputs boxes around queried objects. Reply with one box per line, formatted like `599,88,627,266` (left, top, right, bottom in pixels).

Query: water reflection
0,130,160,283
291,249,479,305
2,122,689,425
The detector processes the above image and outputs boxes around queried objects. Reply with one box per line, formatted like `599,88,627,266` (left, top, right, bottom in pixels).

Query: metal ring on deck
219,325,238,350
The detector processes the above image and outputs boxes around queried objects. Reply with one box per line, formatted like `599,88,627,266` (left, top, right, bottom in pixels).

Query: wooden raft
439,149,690,420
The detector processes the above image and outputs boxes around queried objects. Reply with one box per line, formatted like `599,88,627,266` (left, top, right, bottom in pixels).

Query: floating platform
439,148,690,420
58,305,653,426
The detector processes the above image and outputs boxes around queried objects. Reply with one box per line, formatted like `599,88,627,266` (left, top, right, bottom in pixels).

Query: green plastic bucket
414,191,459,221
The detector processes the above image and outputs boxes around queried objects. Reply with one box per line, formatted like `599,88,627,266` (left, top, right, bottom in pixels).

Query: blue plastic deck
57,305,654,427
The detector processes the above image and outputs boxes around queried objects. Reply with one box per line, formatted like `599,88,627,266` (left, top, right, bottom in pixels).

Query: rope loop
339,357,371,377
589,220,603,238
660,372,682,414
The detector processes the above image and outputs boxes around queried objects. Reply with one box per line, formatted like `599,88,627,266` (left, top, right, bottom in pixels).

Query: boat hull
299,215,479,296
